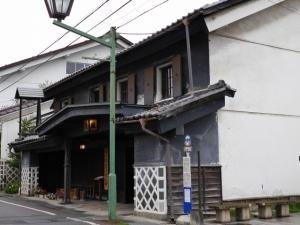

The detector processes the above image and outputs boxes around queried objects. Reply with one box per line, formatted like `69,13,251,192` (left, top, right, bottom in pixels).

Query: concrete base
176,215,190,225
216,209,231,223
276,204,290,217
190,212,204,225
258,205,272,219
236,207,251,221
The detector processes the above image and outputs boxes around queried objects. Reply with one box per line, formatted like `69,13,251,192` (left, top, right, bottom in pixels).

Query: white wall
0,43,112,108
209,0,300,199
0,100,53,159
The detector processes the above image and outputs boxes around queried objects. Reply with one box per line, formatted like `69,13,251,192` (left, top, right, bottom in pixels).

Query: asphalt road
0,195,99,225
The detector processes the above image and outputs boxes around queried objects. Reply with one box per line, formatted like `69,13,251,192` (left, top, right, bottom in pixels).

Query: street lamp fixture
43,0,117,220
44,0,74,21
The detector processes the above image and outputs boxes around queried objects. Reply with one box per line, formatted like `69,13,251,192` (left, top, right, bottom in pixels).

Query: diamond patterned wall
21,167,38,195
134,166,167,215
0,160,19,189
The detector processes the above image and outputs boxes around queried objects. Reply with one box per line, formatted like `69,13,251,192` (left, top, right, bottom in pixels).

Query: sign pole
183,135,192,215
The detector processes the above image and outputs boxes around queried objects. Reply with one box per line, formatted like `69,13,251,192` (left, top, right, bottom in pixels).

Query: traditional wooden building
9,0,246,220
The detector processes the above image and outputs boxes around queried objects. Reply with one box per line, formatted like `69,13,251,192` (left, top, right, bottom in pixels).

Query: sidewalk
21,195,168,225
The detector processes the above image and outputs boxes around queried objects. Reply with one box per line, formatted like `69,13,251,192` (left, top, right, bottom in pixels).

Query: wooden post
19,99,22,138
197,151,204,224
36,99,41,126
64,141,71,204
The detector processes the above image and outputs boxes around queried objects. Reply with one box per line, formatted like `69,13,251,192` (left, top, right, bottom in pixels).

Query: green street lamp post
44,0,117,220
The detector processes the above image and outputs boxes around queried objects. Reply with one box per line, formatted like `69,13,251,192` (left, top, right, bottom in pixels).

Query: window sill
154,97,174,104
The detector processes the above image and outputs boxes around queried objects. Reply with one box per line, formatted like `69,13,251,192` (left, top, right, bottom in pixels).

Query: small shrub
290,203,300,213
4,180,20,194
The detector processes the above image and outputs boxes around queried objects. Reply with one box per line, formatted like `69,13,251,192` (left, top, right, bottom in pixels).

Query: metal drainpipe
183,18,194,94
139,119,175,222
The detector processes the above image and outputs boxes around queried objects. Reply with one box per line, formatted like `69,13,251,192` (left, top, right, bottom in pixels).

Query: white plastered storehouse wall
208,0,300,200
0,100,53,159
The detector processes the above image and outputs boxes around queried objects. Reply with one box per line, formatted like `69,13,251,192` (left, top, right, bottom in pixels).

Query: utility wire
117,0,169,29
11,0,110,75
0,0,110,93
93,0,151,34
0,0,132,94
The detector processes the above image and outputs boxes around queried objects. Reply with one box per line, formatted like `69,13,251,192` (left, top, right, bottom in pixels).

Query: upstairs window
66,62,90,74
90,87,100,103
117,78,128,103
155,63,173,102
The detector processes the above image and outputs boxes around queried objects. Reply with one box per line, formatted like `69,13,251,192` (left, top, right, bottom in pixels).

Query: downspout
139,119,175,222
183,19,194,94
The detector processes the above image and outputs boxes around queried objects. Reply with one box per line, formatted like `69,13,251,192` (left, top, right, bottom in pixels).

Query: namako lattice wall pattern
134,166,167,215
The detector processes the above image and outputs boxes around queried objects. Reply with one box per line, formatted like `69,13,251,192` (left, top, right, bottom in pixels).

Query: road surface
0,195,99,225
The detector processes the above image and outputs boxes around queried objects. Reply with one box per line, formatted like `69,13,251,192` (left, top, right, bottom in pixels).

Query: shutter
144,66,154,105
172,54,182,97
99,84,104,102
127,73,135,104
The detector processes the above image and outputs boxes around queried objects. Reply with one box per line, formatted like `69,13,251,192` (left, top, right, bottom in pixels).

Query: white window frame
155,62,173,103
116,77,128,103
66,61,90,74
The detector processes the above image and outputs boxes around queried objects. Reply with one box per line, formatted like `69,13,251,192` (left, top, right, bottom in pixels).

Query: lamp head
44,0,74,20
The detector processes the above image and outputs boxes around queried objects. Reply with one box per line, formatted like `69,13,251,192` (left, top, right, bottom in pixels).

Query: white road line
0,199,56,216
66,217,98,225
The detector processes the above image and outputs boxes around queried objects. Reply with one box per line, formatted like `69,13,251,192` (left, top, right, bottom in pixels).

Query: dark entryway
38,151,64,193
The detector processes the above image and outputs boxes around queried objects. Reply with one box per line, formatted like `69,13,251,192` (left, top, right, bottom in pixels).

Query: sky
0,0,217,67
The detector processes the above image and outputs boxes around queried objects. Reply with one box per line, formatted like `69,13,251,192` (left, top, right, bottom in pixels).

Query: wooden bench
210,202,252,223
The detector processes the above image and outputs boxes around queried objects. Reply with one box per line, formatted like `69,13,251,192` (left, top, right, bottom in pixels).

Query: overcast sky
0,0,217,67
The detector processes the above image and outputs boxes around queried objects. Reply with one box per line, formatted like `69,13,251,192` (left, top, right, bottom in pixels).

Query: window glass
66,62,90,74
155,64,173,102
76,62,85,71
66,62,76,74
119,80,128,103
161,65,173,99
90,87,100,103
103,84,107,102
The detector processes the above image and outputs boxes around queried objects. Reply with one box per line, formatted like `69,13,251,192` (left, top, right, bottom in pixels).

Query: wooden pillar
64,141,71,204
36,99,41,126
19,99,22,138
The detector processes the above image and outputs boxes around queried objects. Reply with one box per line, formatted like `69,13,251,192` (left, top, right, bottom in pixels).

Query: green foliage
6,151,20,169
4,180,20,194
290,203,300,213
21,117,35,136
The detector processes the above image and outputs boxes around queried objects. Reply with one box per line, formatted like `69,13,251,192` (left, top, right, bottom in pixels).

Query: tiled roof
117,80,236,122
0,35,132,72
44,0,248,94
9,135,48,148
15,87,44,99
